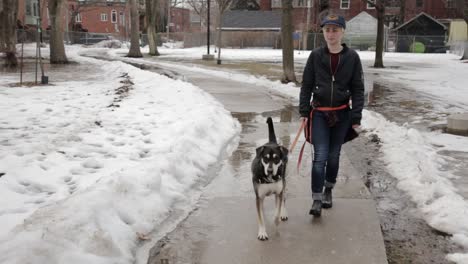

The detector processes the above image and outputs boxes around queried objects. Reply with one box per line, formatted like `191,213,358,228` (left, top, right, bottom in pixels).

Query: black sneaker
322,187,333,209
309,200,322,217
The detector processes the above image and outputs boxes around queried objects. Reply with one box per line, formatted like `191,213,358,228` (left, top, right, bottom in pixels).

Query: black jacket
299,44,365,125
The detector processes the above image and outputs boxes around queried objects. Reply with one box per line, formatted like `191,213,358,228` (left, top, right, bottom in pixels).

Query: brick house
17,0,48,29
18,0,190,38
257,0,465,31
70,0,130,37
170,7,191,32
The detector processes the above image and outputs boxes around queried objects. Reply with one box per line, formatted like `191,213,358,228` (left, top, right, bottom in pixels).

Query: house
189,11,203,32
169,7,190,32
345,11,388,50
221,10,282,48
17,0,48,29
222,10,281,31
70,0,130,37
255,0,465,32
394,12,448,53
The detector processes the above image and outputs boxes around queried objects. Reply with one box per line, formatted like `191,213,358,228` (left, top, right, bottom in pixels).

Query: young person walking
299,14,365,217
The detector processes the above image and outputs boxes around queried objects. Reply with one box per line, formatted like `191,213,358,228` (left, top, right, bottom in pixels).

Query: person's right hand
300,117,308,123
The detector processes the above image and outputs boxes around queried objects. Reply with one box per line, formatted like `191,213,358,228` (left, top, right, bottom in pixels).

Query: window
101,13,108,21
294,0,307,7
111,10,117,23
416,0,423,7
272,0,281,8
47,8,50,25
119,11,125,25
26,1,32,16
32,2,38,16
447,0,455,8
75,13,82,23
340,0,350,9
367,0,375,9
26,0,40,17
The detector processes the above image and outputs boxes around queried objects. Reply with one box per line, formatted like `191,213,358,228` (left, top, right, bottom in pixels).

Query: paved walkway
141,59,388,264
90,55,388,264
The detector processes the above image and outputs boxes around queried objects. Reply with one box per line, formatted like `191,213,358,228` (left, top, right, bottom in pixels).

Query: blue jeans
311,108,351,201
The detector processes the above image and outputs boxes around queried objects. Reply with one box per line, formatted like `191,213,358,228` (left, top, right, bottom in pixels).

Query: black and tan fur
251,117,289,241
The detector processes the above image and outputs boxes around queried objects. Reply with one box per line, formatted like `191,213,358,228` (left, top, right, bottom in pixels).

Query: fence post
395,34,399,52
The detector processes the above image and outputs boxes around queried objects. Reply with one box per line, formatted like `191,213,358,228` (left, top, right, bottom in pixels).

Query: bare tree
453,0,468,59
0,0,18,67
49,0,69,63
230,0,260,10
215,0,234,64
146,0,164,56
187,0,208,27
281,0,297,83
128,0,143,57
399,0,405,25
364,0,384,68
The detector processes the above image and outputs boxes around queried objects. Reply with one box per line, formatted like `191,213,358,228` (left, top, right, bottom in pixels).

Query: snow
104,47,301,100
1,43,468,263
357,53,468,262
0,45,240,264
149,46,468,262
363,111,468,255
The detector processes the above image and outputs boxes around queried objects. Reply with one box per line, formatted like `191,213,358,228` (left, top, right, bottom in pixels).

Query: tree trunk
281,0,296,83
374,1,385,68
146,0,160,56
49,0,68,63
217,23,222,64
0,0,19,67
128,0,142,57
399,0,405,26
462,41,468,60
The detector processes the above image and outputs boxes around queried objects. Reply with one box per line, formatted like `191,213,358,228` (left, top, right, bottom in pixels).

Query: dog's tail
266,117,277,143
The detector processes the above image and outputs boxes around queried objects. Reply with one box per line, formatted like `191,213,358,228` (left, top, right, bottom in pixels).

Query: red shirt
330,52,340,76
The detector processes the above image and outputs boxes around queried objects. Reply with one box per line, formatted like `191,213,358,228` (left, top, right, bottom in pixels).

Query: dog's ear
280,146,289,159
256,146,265,157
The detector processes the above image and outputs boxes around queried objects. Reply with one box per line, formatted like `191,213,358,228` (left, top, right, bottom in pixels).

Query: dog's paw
257,231,269,241
274,217,280,225
280,208,288,221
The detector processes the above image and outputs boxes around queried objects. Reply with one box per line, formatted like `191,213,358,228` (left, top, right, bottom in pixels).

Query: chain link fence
17,29,458,55
17,29,128,45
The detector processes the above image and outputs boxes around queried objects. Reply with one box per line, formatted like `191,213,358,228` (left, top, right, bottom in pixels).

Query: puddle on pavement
157,57,306,82
366,81,448,130
366,75,468,210
229,105,299,174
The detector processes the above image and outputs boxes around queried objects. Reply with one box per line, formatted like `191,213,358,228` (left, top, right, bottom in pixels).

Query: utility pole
202,0,214,60
207,0,211,54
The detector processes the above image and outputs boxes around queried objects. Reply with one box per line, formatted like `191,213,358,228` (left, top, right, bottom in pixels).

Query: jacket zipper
329,54,341,107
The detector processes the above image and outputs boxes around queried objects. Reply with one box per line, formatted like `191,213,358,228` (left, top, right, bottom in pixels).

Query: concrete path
139,60,388,264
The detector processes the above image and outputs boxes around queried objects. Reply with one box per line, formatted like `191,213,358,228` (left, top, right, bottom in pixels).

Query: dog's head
255,144,288,177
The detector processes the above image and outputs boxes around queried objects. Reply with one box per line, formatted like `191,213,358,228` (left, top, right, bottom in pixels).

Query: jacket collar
320,43,348,74
324,43,348,54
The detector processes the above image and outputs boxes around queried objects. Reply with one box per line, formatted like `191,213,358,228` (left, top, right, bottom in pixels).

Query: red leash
291,104,349,172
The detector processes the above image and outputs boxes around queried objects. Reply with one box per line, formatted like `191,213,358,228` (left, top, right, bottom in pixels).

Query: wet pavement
366,80,468,201
121,56,389,264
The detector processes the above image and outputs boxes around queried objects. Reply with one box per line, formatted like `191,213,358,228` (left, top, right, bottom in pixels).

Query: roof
222,10,282,31
394,12,447,31
347,11,377,24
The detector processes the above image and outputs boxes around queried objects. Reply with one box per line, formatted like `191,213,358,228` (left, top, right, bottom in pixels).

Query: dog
251,117,289,241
